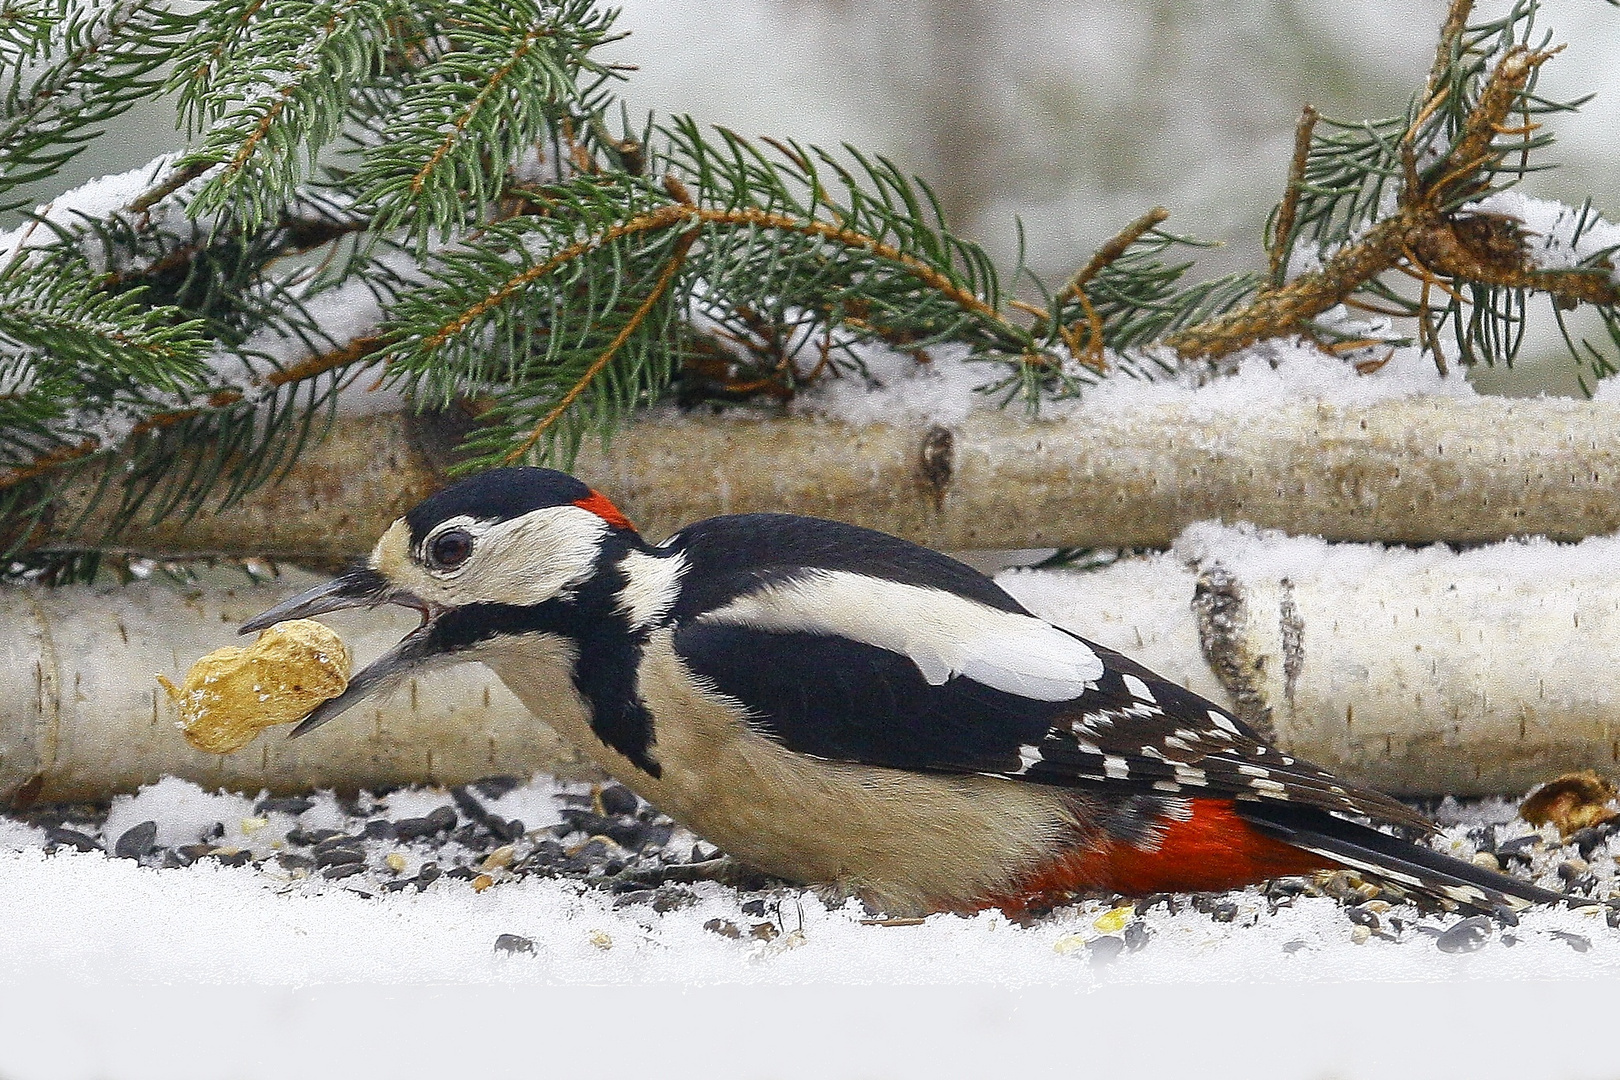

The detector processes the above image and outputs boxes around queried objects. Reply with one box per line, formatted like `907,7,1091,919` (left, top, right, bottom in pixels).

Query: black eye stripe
427,528,474,569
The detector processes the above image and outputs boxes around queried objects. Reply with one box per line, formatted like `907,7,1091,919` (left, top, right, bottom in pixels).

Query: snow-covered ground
1,774,1617,1079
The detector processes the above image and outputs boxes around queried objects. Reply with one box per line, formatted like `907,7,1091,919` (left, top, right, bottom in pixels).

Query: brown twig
1432,46,1560,204
415,28,553,192
1342,296,1419,318
424,202,1020,352
264,334,388,387
1072,291,1108,373
1166,215,1409,360
1411,217,1620,307
1321,338,1391,355
128,162,212,216
1426,0,1476,101
1043,207,1169,371
1269,106,1318,287
1054,207,1170,313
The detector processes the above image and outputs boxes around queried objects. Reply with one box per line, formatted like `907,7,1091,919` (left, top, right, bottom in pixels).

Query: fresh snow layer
0,153,180,266
1467,191,1620,281
4,769,1619,1080
1,776,1614,988
1173,519,1620,587
6,981,1616,1080
788,335,1473,430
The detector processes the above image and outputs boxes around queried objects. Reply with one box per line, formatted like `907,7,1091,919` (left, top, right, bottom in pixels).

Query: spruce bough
1,0,1618,577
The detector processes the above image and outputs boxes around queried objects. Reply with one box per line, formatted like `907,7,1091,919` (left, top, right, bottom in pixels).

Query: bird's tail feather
1238,802,1585,914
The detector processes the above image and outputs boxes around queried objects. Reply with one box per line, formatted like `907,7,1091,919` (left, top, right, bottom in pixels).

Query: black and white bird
244,467,1578,916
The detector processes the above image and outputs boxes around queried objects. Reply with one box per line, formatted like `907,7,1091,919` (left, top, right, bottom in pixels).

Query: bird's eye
427,528,474,570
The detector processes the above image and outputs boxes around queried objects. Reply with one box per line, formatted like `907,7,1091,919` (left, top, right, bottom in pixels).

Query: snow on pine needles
0,774,1616,985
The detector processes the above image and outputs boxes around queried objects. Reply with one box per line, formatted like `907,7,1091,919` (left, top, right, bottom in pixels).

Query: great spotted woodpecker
244,467,1576,916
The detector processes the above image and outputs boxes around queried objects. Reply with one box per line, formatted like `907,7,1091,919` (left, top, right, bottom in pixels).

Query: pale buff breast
480,630,1089,914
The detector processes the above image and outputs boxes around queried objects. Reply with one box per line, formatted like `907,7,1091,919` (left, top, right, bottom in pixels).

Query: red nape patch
989,799,1330,913
573,490,635,531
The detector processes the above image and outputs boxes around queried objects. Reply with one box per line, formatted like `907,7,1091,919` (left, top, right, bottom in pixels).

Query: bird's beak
240,567,446,739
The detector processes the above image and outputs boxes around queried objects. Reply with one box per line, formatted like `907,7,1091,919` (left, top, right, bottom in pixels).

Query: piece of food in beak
239,567,447,738
158,619,352,754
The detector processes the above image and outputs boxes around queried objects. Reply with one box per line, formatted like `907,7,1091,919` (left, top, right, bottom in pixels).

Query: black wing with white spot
661,515,1591,911
672,621,1433,834
665,515,1433,834
1007,643,1438,834
664,514,1438,835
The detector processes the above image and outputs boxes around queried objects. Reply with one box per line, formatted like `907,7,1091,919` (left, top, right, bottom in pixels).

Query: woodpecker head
241,467,639,736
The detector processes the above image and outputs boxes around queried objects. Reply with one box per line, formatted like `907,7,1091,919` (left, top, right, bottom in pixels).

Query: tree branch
1166,41,1563,361
1267,105,1318,287
501,227,699,463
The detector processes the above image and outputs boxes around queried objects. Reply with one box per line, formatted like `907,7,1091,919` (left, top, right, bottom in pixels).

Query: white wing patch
698,569,1103,701
615,549,688,629
1121,673,1155,703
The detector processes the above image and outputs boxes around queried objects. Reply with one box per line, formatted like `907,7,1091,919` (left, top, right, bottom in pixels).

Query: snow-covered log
6,526,1618,803
41,394,1620,558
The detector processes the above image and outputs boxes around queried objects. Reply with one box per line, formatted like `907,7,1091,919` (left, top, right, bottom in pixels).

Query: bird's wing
664,513,1431,834
672,616,1434,836
693,568,1103,701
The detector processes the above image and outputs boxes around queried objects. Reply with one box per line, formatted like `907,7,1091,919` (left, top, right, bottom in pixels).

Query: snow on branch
33,345,1620,561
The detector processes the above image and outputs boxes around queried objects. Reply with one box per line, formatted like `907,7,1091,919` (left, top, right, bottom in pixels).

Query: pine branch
354,0,622,243
175,0,411,229
1166,4,1598,365
6,0,1620,561
383,122,1048,467
0,0,179,209
0,249,208,390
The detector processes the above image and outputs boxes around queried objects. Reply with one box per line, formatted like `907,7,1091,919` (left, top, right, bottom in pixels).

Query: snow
1,776,1613,985
0,838,1606,983
1172,519,1620,587
0,147,408,414
207,245,417,416
102,776,258,853
1591,374,1620,403
0,152,178,267
2,774,1619,1076
2,627,1618,1078
789,334,1473,430
0,151,223,277
3,981,1612,1080
1076,335,1472,410
1466,191,1620,282
790,342,1001,426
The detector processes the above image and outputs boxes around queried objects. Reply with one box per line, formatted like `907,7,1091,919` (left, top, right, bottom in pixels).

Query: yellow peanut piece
157,619,352,755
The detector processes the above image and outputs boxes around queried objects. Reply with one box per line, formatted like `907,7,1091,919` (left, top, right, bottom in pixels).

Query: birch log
0,569,600,806
39,395,1620,558
6,527,1618,803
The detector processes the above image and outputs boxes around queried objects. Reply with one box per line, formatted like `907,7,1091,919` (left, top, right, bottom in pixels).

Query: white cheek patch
379,506,607,608
698,570,1104,702
457,506,609,606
